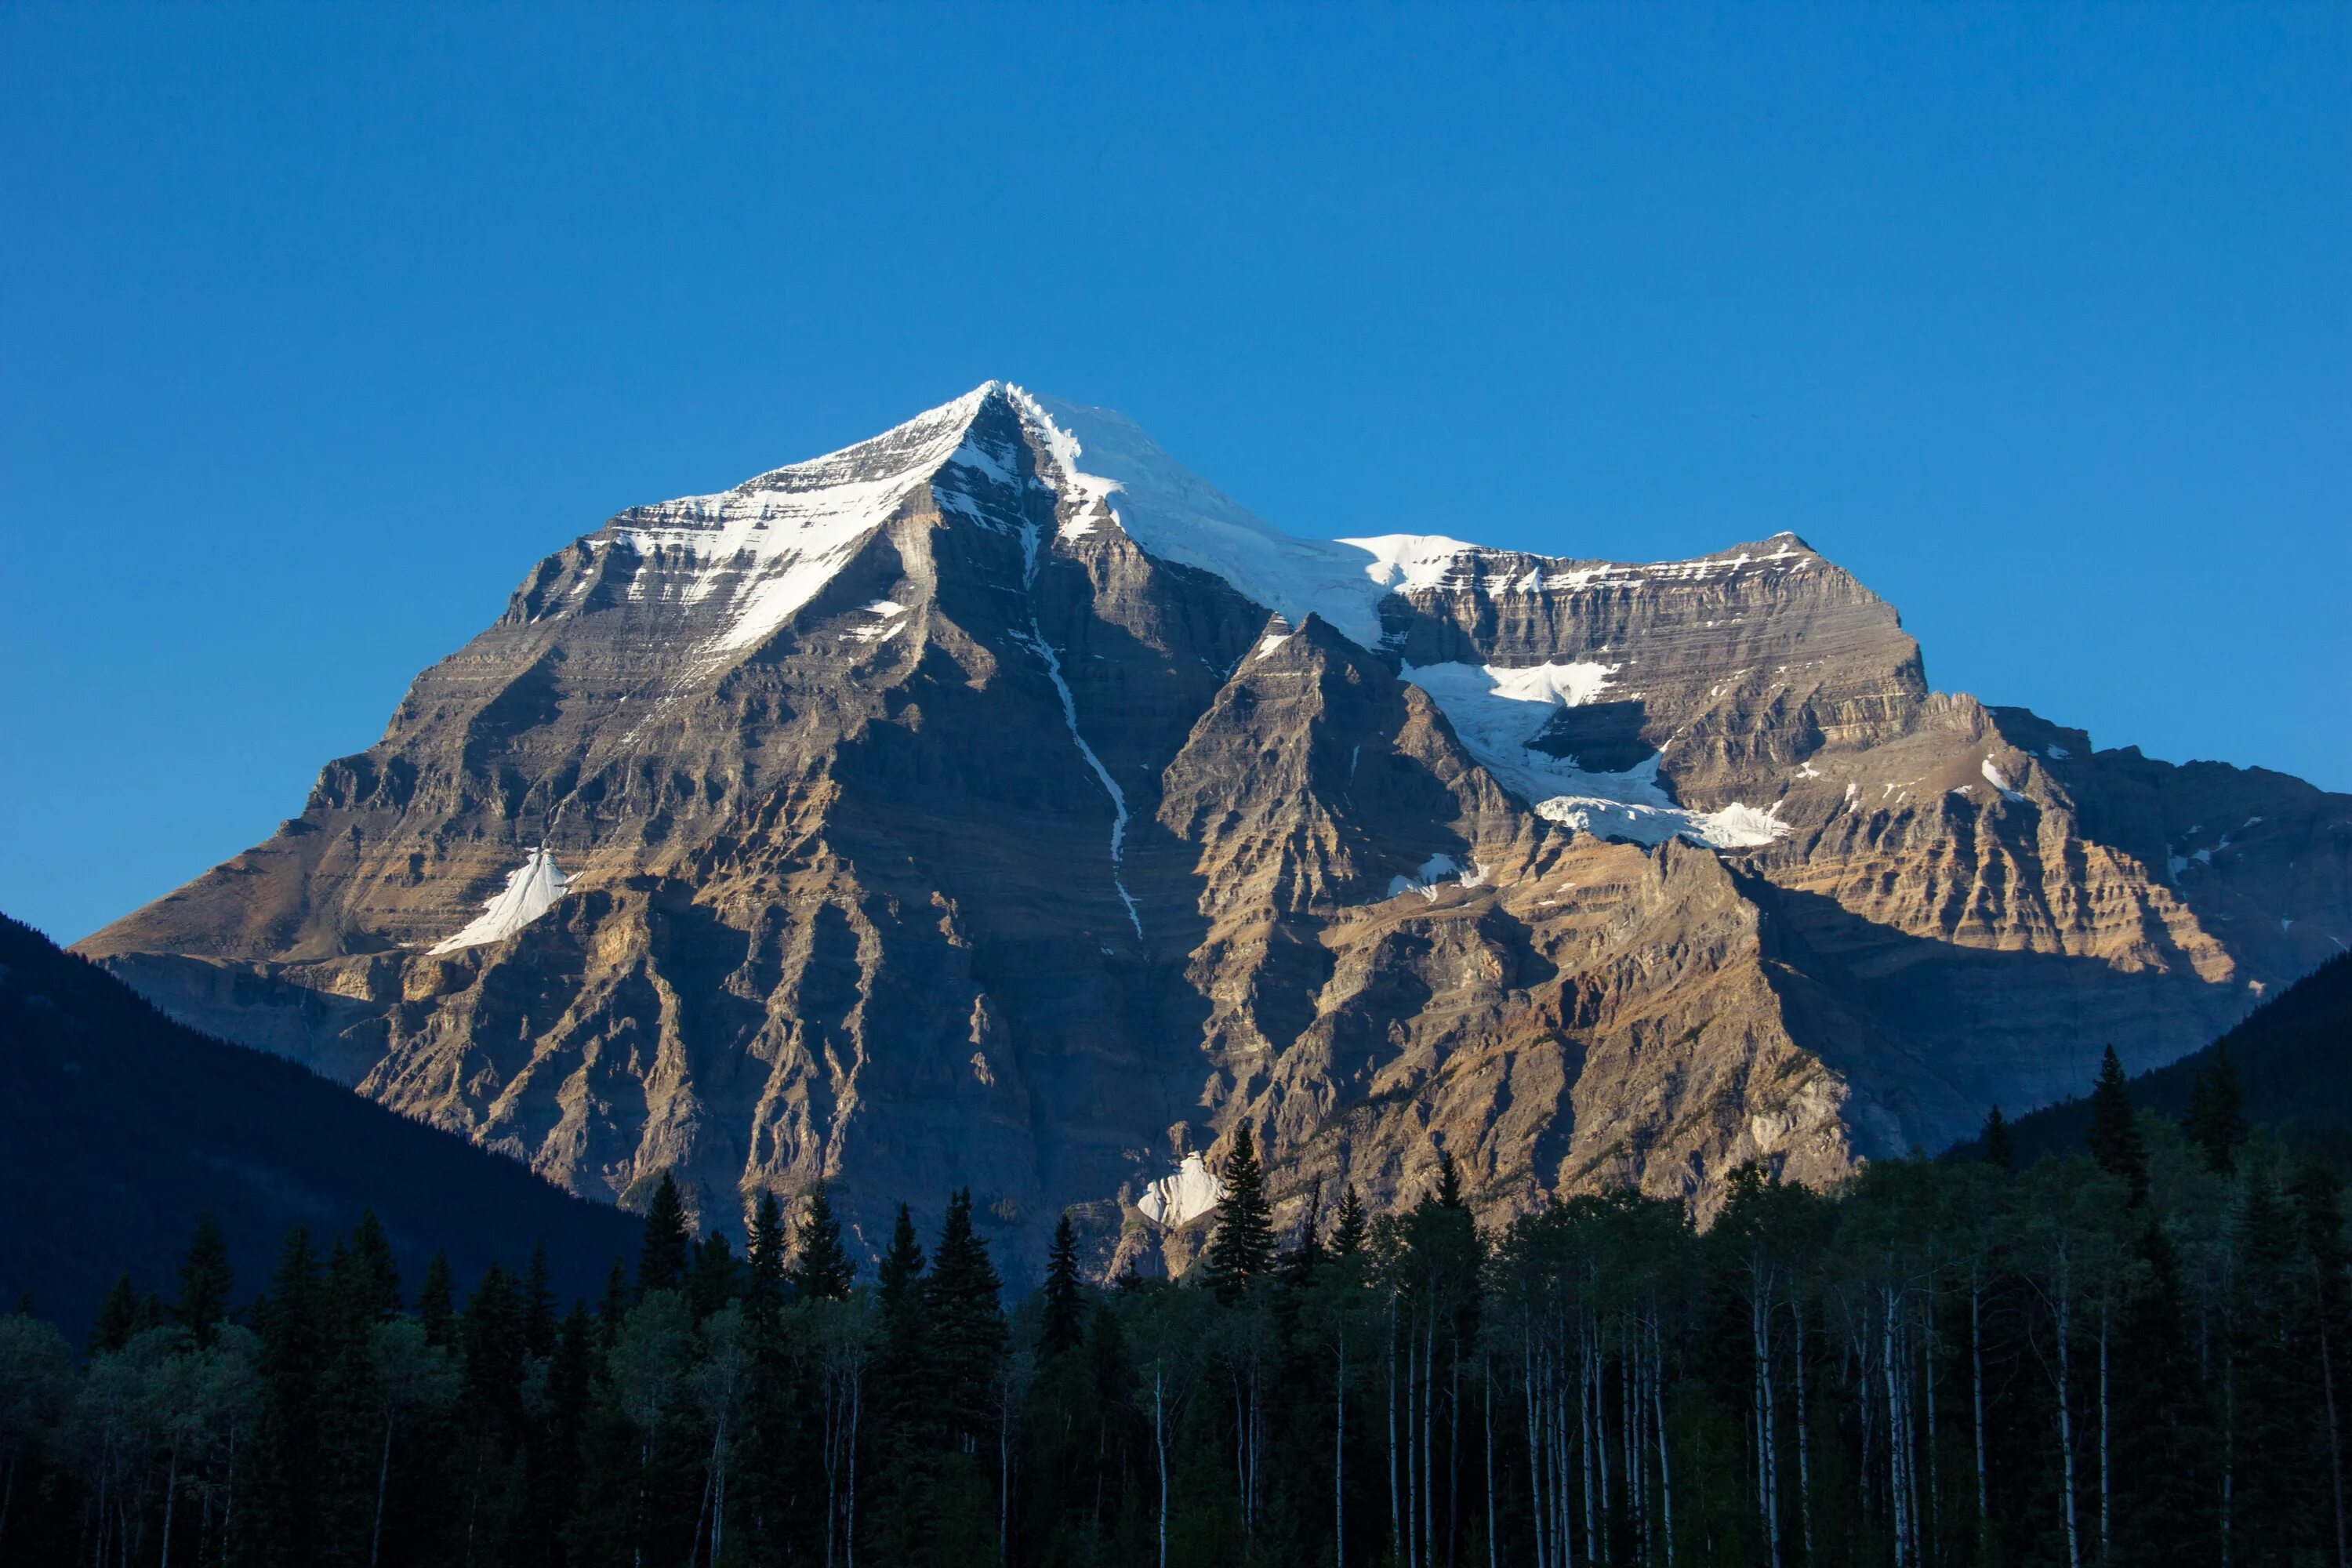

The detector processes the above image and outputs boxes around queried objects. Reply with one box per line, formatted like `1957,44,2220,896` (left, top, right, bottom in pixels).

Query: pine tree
638,1171,692,1294
1281,1179,1327,1286
597,1258,632,1349
1434,1147,1466,1210
878,1203,927,1314
89,1272,140,1356
1330,1182,1370,1257
521,1239,557,1358
2086,1044,2151,1204
689,1229,739,1319
925,1189,1010,1451
1040,1210,1087,1357
418,1250,457,1348
171,1213,236,1347
1980,1104,2016,1171
2110,1216,2221,1563
2185,1046,2249,1174
345,1210,401,1320
745,1191,788,1318
253,1226,328,1563
789,1184,855,1301
1203,1124,1277,1301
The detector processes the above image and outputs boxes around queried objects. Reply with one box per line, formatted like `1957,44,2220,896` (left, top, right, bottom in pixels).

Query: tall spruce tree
417,1250,457,1348
1040,1210,1087,1357
1980,1104,2016,1171
688,1229,739,1319
174,1213,234,1346
346,1210,402,1320
2087,1044,2151,1204
2185,1045,2249,1174
638,1171,692,1294
1203,1124,1276,1301
745,1191,788,1317
1330,1182,1369,1256
88,1272,140,1356
789,1184,855,1301
926,1189,1010,1451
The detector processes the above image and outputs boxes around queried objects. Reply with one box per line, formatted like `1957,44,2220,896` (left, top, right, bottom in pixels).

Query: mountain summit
82,386,2352,1274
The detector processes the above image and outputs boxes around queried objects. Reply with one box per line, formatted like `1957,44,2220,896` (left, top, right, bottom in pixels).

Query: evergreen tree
926,1189,1011,1450
2088,1044,2151,1204
521,1238,557,1357
1980,1103,2016,1171
1040,1210,1087,1357
2185,1045,2249,1174
2110,1216,2221,1563
638,1171,692,1294
345,1210,402,1320
745,1191,787,1317
597,1258,632,1348
174,1212,235,1346
1280,1179,1326,1286
417,1250,457,1348
88,1272,140,1356
879,1203,927,1314
1330,1181,1369,1257
789,1183,855,1301
688,1229,739,1319
1434,1146,1466,1209
1203,1124,1276,1301
252,1225,328,1563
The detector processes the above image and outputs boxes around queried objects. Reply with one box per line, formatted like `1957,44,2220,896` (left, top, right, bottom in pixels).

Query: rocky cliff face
82,383,2352,1273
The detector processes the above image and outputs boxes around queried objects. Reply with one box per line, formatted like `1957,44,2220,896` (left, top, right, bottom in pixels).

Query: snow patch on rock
429,847,571,955
1137,1153,1225,1227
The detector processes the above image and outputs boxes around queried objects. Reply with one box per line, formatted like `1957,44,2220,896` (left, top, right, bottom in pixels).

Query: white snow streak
1018,522,1142,936
1137,1153,1225,1226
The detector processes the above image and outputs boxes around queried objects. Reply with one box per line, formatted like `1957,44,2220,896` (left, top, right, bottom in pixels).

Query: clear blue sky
3,5,2345,943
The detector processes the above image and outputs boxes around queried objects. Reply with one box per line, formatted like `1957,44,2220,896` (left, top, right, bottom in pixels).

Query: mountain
1982,950,2352,1168
78,383,2352,1274
2,913,641,1338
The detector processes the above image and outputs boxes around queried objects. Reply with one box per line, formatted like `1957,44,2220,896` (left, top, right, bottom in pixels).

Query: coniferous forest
4,1051,2350,1568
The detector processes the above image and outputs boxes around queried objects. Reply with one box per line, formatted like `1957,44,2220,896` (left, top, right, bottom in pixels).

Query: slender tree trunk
1155,1366,1171,1568
2321,1307,2350,1568
1338,1335,1348,1568
372,1409,394,1568
1485,1351,1497,1568
2099,1301,2111,1565
1650,1315,1675,1568
2054,1258,2083,1568
1883,1290,1910,1568
159,1439,179,1568
1791,1294,1814,1567
1971,1269,1989,1539
1391,1304,1405,1568
1755,1269,1781,1568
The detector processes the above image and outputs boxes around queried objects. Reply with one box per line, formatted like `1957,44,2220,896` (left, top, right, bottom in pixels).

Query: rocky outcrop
81,383,2352,1277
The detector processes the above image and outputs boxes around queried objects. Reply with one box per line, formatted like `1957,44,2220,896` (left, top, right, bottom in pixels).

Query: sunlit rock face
82,383,2352,1276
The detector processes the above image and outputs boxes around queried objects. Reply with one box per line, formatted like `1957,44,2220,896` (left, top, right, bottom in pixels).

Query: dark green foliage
1040,1210,1086,1357
1203,1123,1276,1300
88,1272,141,1355
1330,1181,1368,1255
688,1227,739,1319
418,1249,456,1347
637,1171,691,1294
2089,1043,2152,1203
174,1211,235,1345
1980,1102,2014,1171
789,1182,856,1301
926,1188,1010,1449
745,1189,788,1316
2185,1043,2249,1173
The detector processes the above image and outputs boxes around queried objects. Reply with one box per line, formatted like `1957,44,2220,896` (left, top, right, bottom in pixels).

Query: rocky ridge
82,383,2352,1274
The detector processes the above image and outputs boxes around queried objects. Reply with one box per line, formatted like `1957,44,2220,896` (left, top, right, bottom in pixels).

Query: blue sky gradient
3,5,2346,942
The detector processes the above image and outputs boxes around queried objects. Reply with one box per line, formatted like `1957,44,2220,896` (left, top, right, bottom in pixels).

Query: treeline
3,1048,2349,1567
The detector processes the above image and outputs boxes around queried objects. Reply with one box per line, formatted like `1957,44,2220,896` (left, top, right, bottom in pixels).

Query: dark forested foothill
9,1098,2352,1568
